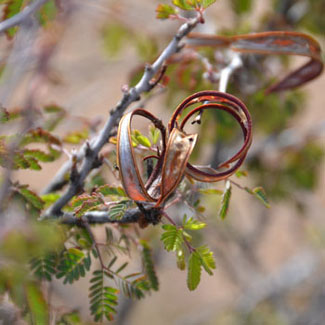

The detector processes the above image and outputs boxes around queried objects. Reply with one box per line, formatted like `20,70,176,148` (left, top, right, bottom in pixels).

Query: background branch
0,0,50,34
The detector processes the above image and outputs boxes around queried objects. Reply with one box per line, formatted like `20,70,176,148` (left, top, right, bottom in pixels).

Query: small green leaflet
196,245,216,275
156,4,177,19
16,185,45,210
182,215,206,230
161,224,184,252
108,200,132,220
187,252,201,290
150,125,160,145
140,240,159,291
176,248,186,270
172,0,216,10
249,186,270,208
218,181,232,220
187,245,216,291
96,185,126,197
30,253,57,281
56,248,91,284
198,188,223,195
235,170,248,178
132,129,152,148
89,270,119,322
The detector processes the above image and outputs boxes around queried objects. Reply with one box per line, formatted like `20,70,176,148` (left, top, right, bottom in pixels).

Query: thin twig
42,14,203,218
218,52,242,92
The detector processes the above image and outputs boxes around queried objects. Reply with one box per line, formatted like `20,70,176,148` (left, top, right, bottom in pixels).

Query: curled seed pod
186,31,323,93
117,91,252,206
168,91,252,182
117,109,166,202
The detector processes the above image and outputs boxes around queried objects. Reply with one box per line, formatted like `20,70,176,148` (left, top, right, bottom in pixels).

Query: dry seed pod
186,31,323,93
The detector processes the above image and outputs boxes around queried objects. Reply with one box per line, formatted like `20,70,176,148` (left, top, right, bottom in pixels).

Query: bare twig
42,14,203,218
219,52,242,93
0,0,50,34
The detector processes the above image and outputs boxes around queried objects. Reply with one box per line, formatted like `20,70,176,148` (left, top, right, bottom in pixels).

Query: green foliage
140,240,159,291
187,245,215,290
131,129,152,148
118,274,151,299
96,184,126,197
56,248,91,284
161,224,184,251
150,125,160,145
187,250,201,290
156,4,177,19
89,270,119,322
102,23,130,57
231,0,252,14
108,200,132,220
183,215,206,230
30,253,57,281
172,0,216,10
15,184,45,210
219,181,232,219
63,128,89,144
245,186,271,208
198,188,223,195
0,107,20,123
25,283,49,324
38,0,57,26
2,0,24,38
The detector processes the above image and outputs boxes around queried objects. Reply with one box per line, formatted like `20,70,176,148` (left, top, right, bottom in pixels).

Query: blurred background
0,0,324,324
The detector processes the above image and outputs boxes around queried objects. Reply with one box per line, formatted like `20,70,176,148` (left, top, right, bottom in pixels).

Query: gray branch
42,15,203,218
61,209,142,225
0,0,49,34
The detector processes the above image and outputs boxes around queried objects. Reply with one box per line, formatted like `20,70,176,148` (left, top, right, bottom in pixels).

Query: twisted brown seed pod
168,91,252,182
117,91,252,206
186,31,323,93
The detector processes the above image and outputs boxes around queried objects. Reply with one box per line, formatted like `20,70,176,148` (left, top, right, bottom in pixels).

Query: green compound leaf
161,224,184,252
196,245,216,275
30,253,57,281
156,4,177,19
252,186,271,208
172,0,195,10
201,0,217,8
89,270,119,323
187,251,201,291
187,245,216,291
108,200,132,220
140,240,159,291
20,127,61,146
56,248,91,284
172,0,216,10
16,185,45,210
96,185,126,197
219,181,232,220
183,215,206,230
23,149,58,162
